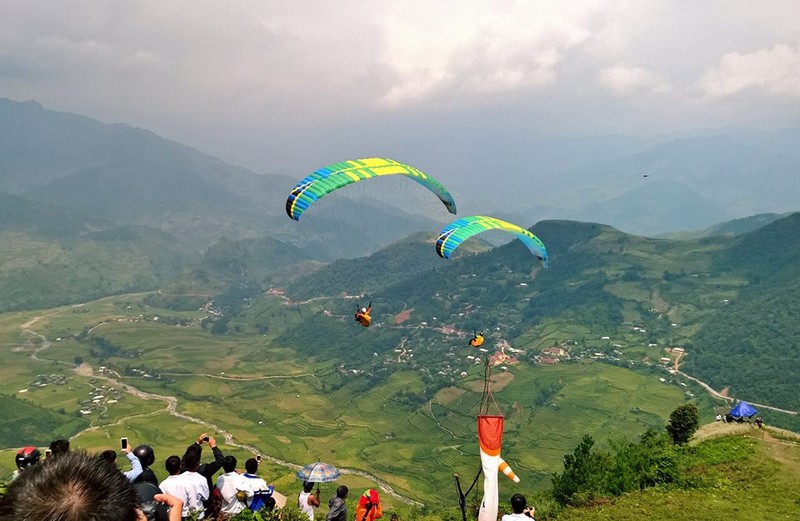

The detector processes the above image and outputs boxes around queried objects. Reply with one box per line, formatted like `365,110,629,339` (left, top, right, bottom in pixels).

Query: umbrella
296,461,341,483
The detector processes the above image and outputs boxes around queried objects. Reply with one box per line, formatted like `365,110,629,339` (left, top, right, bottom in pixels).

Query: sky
1,1,799,177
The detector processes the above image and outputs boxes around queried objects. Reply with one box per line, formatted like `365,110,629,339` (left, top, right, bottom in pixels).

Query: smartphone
120,437,128,450
256,454,262,463
202,436,210,442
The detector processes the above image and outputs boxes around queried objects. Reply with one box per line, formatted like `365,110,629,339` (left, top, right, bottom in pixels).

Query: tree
666,404,699,444
551,435,611,506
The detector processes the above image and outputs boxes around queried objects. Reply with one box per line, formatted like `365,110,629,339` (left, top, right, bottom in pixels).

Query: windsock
477,415,519,521
499,458,519,482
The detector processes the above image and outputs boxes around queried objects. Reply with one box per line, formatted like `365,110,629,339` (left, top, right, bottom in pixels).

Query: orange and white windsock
477,415,519,521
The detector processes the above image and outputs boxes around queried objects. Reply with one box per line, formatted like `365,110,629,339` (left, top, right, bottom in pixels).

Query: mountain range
1,97,798,424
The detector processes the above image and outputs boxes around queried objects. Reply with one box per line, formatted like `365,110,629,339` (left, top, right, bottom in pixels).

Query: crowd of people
1,434,534,521
0,433,383,521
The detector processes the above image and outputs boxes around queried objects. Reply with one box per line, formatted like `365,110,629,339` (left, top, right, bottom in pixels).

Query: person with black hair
159,455,194,519
0,450,184,521
326,485,349,521
182,449,210,518
298,480,321,521
501,493,535,521
240,458,275,512
216,455,246,517
182,432,225,516
48,439,70,458
97,441,143,482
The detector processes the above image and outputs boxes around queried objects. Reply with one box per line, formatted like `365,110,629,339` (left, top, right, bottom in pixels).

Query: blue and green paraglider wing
436,215,548,266
286,158,457,220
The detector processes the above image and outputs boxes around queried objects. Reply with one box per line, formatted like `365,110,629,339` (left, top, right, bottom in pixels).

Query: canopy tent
729,401,758,418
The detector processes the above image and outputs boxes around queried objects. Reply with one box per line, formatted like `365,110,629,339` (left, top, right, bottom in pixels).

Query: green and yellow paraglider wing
285,158,457,221
435,215,548,266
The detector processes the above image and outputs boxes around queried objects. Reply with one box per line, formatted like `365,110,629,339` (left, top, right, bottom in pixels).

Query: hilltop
554,423,800,520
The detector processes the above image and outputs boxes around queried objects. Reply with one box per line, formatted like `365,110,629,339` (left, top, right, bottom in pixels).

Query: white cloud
376,1,607,107
700,44,800,97
597,64,671,96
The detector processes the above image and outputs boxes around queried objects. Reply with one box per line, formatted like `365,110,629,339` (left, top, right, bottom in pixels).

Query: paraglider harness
454,359,500,521
355,301,372,327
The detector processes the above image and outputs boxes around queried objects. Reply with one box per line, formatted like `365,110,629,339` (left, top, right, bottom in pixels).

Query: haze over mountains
1,97,798,422
2,97,799,245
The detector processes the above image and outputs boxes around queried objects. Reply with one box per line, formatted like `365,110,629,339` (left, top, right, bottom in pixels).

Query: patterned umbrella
295,461,341,483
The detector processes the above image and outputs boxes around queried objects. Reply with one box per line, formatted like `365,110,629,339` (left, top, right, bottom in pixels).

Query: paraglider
286,158,457,221
435,215,548,266
355,301,372,328
468,331,485,347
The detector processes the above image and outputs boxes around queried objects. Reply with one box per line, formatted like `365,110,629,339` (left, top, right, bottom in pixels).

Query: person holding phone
182,432,226,517
97,437,143,483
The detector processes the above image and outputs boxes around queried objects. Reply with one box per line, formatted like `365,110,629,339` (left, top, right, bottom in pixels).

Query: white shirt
159,474,194,518
183,471,210,519
216,471,247,515
240,473,269,509
502,513,534,521
298,490,315,521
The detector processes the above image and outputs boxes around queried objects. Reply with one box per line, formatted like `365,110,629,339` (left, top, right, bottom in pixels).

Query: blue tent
729,401,758,418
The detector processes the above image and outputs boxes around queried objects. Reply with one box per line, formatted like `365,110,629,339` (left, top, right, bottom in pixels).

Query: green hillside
554,424,800,521
683,213,800,412
0,217,199,312
276,217,799,427
0,395,88,447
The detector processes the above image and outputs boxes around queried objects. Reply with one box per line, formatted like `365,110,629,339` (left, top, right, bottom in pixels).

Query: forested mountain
273,215,800,425
684,213,800,410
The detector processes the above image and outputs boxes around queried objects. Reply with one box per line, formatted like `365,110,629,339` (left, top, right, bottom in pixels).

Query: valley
0,285,764,509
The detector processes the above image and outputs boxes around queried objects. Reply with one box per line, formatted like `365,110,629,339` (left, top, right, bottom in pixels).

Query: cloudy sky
1,1,799,176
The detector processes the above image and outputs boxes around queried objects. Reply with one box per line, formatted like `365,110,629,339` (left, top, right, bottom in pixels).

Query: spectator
183,433,225,490
501,493,535,521
326,485,349,521
0,450,184,521
182,450,210,519
97,443,143,482
182,433,225,516
159,455,195,519
48,438,70,458
132,444,159,486
298,480,321,521
11,446,40,482
240,458,275,512
216,455,247,517
355,489,383,521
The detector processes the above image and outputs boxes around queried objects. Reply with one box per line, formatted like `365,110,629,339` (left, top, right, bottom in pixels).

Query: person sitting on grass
240,458,275,512
501,493,535,521
216,455,247,517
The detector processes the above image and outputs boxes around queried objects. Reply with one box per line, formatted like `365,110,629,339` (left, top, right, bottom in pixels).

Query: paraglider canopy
729,401,757,418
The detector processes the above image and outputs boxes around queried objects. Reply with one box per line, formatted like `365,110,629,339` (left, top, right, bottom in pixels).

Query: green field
0,292,712,509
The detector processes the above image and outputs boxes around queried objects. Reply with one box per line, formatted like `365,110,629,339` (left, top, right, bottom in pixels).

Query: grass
554,428,800,521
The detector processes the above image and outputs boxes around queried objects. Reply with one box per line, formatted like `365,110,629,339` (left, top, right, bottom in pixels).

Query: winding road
17,311,423,507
